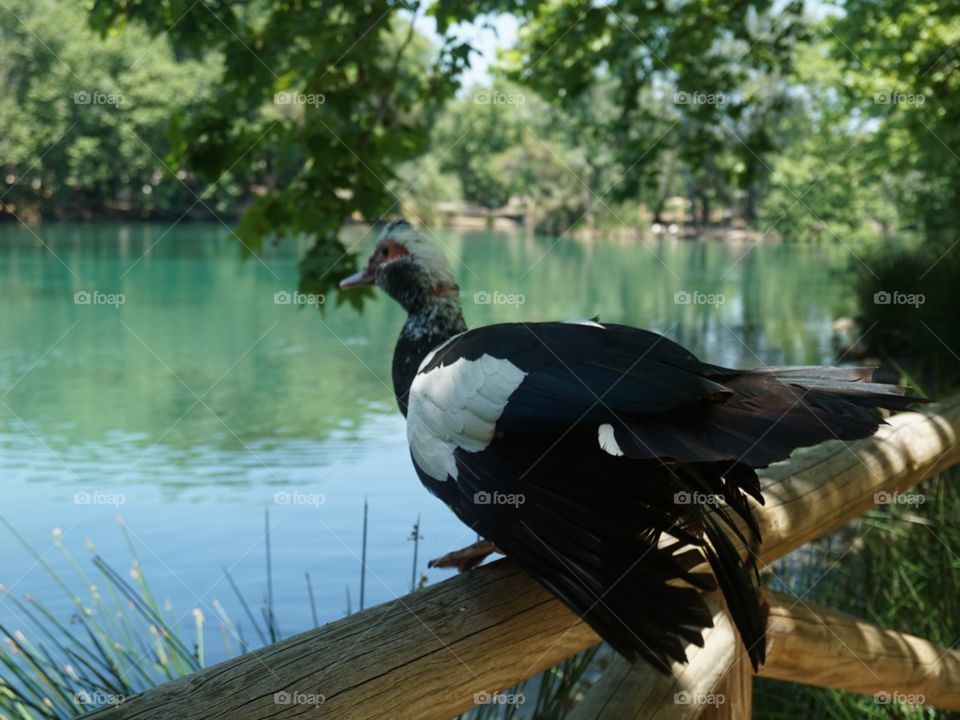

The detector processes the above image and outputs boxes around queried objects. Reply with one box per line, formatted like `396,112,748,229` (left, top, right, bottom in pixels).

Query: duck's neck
392,296,466,416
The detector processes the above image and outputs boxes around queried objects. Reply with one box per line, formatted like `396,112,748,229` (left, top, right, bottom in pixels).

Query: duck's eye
380,247,389,258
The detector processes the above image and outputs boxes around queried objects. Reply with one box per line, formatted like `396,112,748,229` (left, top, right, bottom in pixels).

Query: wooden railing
88,396,960,720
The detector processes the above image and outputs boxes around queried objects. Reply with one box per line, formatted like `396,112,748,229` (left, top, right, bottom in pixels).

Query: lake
0,222,858,664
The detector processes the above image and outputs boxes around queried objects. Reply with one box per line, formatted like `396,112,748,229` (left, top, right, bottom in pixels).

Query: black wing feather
414,321,927,670
438,439,742,670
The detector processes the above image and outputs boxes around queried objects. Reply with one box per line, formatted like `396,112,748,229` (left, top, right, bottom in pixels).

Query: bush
856,240,960,384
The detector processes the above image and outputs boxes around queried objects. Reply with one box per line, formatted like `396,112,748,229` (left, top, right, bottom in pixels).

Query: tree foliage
0,0,222,220
502,0,806,222
76,0,814,300
87,0,484,306
836,0,960,247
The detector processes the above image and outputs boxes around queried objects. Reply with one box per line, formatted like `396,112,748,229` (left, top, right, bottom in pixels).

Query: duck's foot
428,540,502,572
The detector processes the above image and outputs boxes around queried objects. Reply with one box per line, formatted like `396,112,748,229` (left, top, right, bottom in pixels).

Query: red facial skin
339,238,409,289
379,238,410,264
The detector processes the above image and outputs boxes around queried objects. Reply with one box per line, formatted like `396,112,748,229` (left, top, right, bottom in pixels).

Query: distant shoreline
356,213,774,244
0,212,774,245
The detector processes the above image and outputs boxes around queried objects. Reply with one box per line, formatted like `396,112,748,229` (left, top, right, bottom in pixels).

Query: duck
339,219,924,671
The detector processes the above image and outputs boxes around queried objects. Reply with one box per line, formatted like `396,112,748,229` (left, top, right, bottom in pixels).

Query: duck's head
340,220,459,314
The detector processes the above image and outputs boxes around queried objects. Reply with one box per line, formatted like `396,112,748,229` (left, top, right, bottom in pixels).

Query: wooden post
567,603,739,720
700,635,752,720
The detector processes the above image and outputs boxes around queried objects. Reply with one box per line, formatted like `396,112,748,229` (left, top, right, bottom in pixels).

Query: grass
0,507,335,718
0,506,600,720
0,517,204,718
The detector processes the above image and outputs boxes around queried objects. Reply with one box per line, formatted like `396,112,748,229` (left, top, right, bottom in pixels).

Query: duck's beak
339,266,375,289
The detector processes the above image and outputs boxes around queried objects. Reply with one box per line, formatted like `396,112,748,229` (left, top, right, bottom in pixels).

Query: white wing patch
407,354,527,481
598,423,624,457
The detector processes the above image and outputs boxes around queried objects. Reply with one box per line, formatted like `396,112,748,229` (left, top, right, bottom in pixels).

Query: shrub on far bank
856,240,960,387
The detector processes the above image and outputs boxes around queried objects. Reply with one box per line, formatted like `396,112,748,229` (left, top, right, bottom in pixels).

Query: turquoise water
0,223,858,662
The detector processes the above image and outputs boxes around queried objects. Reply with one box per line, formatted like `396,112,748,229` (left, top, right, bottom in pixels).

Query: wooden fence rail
568,590,960,720
88,396,960,720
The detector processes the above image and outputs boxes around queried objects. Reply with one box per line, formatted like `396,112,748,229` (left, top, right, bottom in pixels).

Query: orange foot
428,540,502,572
